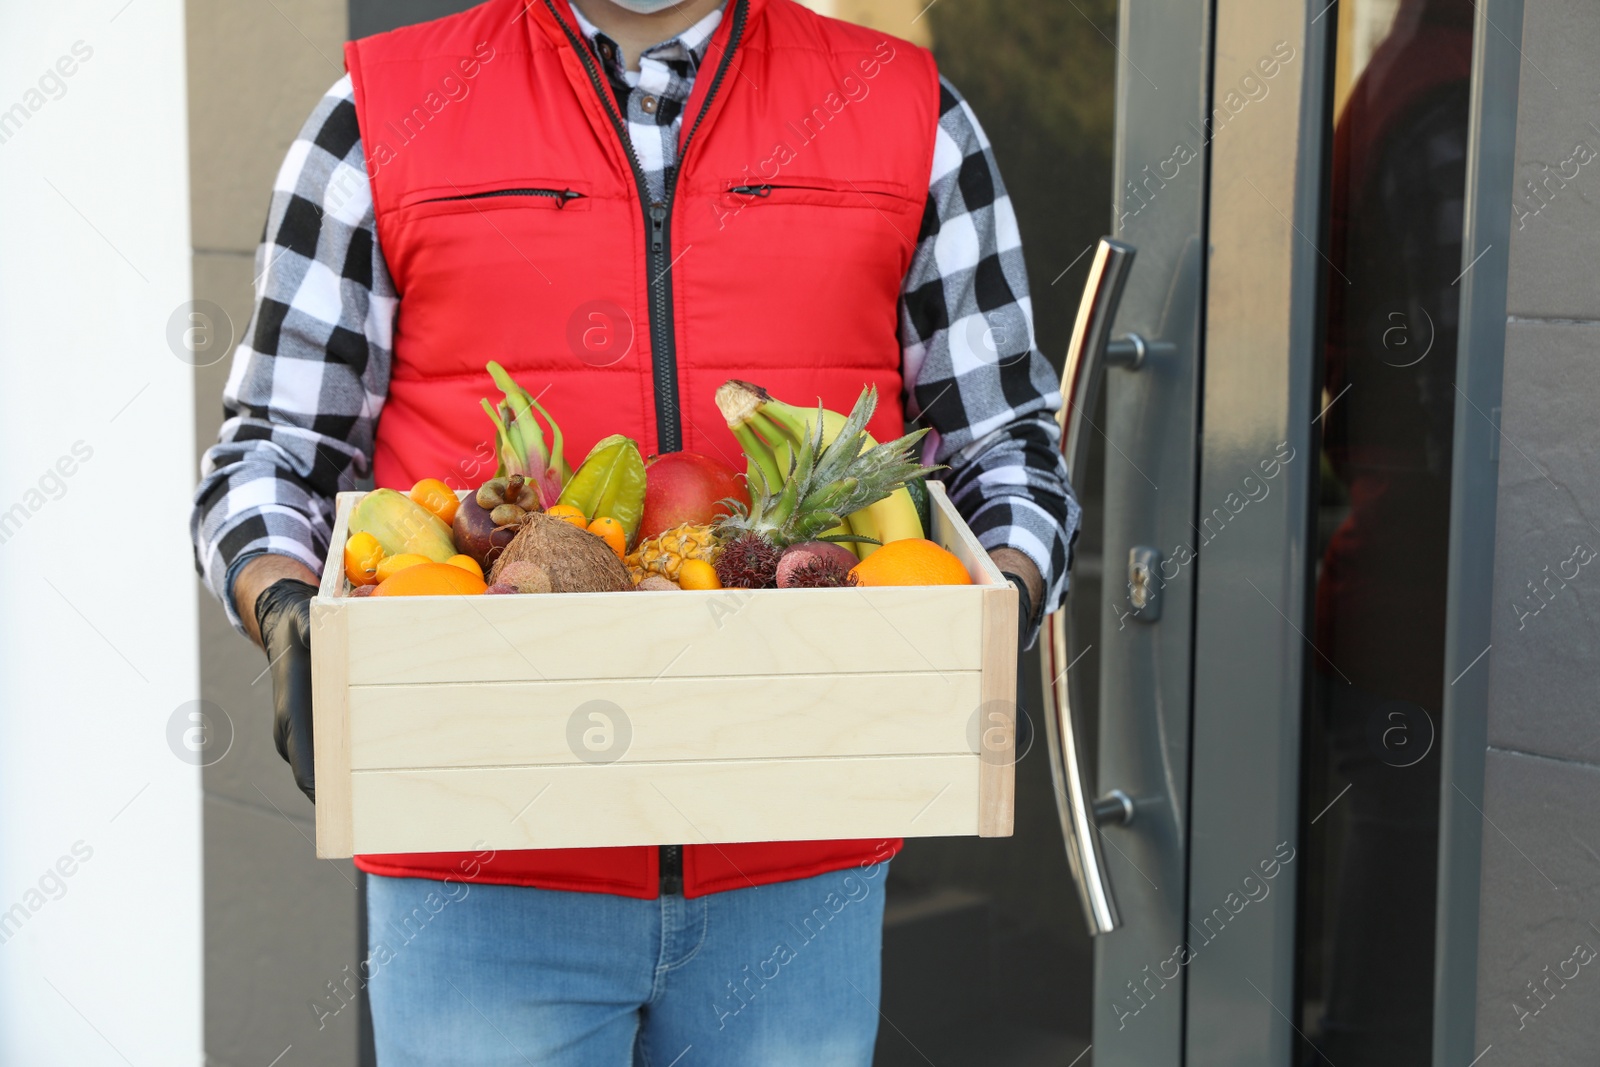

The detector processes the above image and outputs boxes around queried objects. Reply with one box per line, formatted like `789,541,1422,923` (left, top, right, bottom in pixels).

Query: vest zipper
543,0,748,454
419,187,584,206
659,843,683,896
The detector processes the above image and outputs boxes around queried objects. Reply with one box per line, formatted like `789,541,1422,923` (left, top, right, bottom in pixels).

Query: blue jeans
366,863,888,1066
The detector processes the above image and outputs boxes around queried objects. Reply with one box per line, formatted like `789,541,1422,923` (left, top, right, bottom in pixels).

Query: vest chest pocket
701,177,922,271
714,176,914,216
396,183,593,220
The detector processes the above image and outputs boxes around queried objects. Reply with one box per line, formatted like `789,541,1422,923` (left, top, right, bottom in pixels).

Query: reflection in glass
1299,1,1473,1063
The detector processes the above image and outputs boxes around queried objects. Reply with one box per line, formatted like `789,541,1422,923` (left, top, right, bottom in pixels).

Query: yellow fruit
350,488,456,561
545,504,588,528
849,539,971,587
344,532,384,586
375,553,432,583
626,522,719,583
372,562,487,597
587,516,628,558
445,554,484,580
410,478,460,526
677,558,721,590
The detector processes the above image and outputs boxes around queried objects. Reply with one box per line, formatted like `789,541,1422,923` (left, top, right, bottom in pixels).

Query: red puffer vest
344,0,940,897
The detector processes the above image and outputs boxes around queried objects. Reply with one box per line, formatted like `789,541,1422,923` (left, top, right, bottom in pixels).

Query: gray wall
186,2,365,1065
1473,0,1600,1061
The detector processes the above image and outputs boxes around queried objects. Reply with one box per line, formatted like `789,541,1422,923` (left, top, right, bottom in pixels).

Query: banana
716,380,931,558
854,485,923,557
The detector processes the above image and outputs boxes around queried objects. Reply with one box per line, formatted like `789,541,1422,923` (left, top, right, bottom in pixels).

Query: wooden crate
311,482,1017,858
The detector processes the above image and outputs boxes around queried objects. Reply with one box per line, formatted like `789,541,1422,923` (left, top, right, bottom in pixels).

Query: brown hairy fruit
488,512,630,593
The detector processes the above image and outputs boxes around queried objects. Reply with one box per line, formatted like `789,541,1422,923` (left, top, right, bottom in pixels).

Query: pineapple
626,522,720,584
714,385,934,549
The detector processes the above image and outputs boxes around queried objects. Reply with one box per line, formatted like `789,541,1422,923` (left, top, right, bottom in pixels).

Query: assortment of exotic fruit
341,364,977,598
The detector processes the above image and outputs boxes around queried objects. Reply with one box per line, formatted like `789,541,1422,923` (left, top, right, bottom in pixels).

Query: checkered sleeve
901,76,1079,646
190,75,396,634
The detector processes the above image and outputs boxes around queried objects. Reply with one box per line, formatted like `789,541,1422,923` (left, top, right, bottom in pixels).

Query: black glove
255,579,319,802
1001,572,1036,756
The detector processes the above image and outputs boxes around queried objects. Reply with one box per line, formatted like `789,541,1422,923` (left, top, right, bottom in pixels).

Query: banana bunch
714,380,933,558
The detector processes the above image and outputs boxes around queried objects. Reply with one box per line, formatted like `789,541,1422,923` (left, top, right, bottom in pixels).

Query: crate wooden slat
311,481,1017,858
348,672,981,768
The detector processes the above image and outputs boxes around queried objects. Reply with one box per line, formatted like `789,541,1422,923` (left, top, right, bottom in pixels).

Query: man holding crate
192,0,1076,1061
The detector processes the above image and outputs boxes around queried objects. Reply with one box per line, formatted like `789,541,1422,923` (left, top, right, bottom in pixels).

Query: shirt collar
567,3,725,89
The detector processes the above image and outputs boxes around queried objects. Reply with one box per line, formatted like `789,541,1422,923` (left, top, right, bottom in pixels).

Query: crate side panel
341,586,985,684
348,671,982,768
318,493,357,598
976,586,1019,837
927,481,1007,586
311,601,354,857
347,754,981,851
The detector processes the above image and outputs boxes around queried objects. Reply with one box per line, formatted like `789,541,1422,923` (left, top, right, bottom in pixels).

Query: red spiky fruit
714,533,780,589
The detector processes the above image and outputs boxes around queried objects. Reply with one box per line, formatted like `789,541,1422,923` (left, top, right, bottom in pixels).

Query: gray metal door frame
1180,0,1331,1063
1432,0,1522,1062
1082,0,1213,1062
1058,0,1514,1061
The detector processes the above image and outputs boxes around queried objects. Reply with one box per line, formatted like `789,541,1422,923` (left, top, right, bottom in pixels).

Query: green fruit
350,489,456,562
904,476,931,540
557,434,648,543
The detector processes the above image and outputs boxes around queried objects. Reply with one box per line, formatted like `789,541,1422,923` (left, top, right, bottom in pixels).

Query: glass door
884,0,1495,1062
1294,1,1474,1063
1177,2,1490,1066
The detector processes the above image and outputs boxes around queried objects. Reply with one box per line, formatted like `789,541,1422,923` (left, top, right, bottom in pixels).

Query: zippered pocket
718,178,913,209
418,187,586,208
398,183,593,218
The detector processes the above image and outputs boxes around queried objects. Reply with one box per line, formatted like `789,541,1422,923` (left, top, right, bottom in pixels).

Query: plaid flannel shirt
192,6,1079,645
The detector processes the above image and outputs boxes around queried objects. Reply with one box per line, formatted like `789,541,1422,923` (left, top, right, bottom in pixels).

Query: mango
350,488,457,562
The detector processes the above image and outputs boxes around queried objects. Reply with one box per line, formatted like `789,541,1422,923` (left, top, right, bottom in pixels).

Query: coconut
488,512,631,593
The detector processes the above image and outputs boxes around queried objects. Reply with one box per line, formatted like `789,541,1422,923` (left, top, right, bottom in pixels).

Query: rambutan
779,555,857,589
714,532,781,589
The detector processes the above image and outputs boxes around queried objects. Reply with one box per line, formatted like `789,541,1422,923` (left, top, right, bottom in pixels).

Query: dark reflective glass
1297,2,1473,1063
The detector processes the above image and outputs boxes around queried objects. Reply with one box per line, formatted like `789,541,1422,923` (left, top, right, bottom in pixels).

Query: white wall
0,1,202,1064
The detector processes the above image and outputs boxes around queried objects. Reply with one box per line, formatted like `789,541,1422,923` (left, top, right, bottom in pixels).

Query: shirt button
641,94,658,114
598,41,615,61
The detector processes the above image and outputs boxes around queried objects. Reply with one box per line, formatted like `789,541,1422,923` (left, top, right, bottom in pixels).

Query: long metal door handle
1041,237,1150,936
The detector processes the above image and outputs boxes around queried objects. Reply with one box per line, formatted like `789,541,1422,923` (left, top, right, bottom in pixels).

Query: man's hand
236,555,319,648
989,547,1043,634
237,557,321,803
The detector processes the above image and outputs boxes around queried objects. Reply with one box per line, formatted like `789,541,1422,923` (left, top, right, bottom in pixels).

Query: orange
372,561,488,597
587,516,627,557
409,478,461,526
445,554,484,580
344,532,384,586
375,552,432,584
545,504,588,528
849,538,972,587
678,558,721,590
